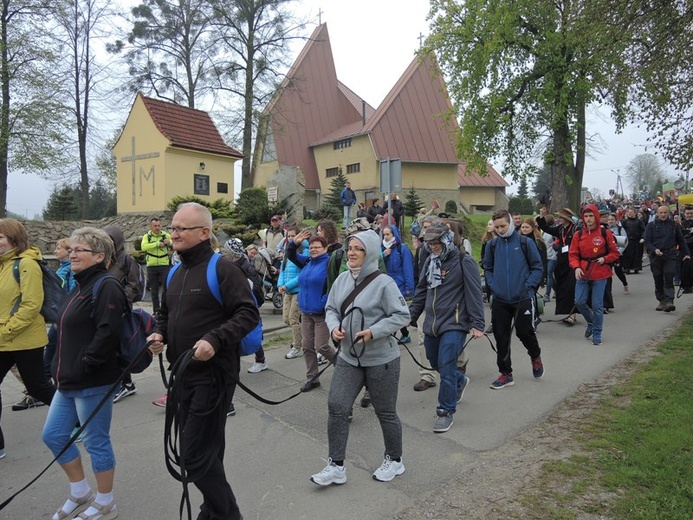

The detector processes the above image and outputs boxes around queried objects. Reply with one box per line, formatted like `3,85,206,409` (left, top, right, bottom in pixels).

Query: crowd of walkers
1,196,692,519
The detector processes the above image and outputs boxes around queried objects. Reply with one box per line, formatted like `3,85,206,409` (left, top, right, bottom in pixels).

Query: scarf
382,237,396,250
424,230,455,289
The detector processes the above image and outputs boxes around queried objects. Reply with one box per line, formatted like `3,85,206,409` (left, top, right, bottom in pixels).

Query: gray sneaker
433,410,454,433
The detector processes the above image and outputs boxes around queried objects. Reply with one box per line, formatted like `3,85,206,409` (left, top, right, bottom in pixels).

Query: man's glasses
168,226,203,233
68,248,97,255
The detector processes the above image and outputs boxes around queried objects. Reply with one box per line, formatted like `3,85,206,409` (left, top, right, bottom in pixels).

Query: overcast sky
6,0,681,218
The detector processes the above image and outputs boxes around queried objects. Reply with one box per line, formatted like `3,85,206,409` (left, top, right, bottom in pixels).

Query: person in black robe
537,207,578,324
621,207,646,272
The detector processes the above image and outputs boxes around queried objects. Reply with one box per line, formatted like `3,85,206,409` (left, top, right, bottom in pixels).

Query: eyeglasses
68,248,98,255
168,226,203,233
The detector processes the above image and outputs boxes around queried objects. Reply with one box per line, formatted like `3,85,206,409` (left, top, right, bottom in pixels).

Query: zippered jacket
483,230,543,303
382,225,415,298
141,230,172,266
53,263,128,390
286,241,330,314
410,246,485,337
568,205,620,280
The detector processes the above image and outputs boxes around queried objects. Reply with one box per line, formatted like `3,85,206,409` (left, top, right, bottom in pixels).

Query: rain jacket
0,246,48,351
382,225,415,298
568,205,620,280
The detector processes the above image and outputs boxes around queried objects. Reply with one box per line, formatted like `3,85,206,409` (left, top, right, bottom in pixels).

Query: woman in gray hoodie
310,229,410,487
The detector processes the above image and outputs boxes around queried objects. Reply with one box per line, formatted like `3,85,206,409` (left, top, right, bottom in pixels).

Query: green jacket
141,230,172,267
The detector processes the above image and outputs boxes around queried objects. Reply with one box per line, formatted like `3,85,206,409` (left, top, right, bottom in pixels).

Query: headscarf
423,227,455,289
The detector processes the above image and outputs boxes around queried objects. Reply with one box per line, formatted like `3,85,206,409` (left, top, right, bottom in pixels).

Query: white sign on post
267,186,278,203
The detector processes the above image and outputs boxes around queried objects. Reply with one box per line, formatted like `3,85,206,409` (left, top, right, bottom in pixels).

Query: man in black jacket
644,205,691,312
148,203,259,520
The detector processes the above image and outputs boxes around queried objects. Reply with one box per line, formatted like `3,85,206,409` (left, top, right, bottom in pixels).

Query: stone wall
23,213,173,254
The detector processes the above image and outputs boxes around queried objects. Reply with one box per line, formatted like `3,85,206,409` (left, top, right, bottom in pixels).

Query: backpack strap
339,271,382,317
10,259,22,316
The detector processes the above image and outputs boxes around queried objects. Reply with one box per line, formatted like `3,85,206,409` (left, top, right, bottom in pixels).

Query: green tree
0,0,71,217
233,187,270,225
616,3,693,172
43,185,80,221
324,169,349,213
532,165,551,203
88,180,116,219
404,185,423,218
426,0,629,211
517,177,529,199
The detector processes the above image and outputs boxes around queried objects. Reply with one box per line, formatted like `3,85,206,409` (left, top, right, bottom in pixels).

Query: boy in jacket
483,210,544,389
569,205,620,345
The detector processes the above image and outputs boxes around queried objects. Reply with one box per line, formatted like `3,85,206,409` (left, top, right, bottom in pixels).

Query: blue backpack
166,253,263,356
92,275,157,373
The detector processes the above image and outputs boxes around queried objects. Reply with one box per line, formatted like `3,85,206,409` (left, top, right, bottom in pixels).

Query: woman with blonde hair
0,219,55,459
42,227,128,520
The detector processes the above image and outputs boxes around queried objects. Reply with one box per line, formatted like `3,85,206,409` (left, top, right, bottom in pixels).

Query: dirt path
394,323,675,520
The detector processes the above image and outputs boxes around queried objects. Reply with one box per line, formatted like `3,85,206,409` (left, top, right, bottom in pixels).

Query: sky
6,0,682,218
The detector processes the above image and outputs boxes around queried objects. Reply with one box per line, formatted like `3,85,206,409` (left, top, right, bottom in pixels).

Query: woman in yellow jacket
0,218,55,459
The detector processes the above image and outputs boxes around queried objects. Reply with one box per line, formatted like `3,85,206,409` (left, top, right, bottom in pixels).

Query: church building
252,23,508,213
113,93,243,214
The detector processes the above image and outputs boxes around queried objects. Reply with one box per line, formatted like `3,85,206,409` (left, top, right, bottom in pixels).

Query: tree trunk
240,23,254,191
0,2,10,218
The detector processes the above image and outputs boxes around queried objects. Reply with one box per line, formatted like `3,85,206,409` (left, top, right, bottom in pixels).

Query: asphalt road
1,272,690,519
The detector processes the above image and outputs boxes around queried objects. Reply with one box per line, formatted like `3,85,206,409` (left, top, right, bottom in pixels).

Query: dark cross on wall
121,136,160,205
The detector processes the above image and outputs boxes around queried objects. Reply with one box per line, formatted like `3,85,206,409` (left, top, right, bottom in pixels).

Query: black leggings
0,347,55,450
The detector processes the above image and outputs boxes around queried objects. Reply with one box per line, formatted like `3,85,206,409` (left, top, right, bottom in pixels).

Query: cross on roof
418,32,425,49
318,8,323,25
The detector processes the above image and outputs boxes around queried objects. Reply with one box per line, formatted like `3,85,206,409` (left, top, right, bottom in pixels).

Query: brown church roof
140,94,243,158
458,163,509,187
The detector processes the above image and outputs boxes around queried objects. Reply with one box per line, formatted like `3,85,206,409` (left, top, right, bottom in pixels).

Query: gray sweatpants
327,356,402,462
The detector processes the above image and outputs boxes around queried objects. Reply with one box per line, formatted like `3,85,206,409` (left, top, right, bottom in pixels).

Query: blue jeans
43,385,115,473
574,278,607,337
424,331,466,414
343,205,352,229
545,259,557,298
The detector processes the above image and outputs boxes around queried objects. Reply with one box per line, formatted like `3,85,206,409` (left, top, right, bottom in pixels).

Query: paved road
1,273,691,519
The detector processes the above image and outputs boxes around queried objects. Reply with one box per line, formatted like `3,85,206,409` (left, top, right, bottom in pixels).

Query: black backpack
11,259,69,324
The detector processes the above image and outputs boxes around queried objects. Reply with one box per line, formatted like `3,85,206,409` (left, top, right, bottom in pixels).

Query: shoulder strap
12,258,20,284
340,271,382,317
166,261,182,287
206,253,223,306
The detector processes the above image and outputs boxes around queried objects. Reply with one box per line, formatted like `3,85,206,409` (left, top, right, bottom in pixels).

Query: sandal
77,499,118,520
562,314,577,325
53,490,95,520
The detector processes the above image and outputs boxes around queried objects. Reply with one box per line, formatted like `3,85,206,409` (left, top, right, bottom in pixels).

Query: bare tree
51,0,117,218
625,153,667,194
209,0,304,189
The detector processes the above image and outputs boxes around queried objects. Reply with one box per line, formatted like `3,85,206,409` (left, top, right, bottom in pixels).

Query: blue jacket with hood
382,225,415,298
286,241,330,314
483,229,543,303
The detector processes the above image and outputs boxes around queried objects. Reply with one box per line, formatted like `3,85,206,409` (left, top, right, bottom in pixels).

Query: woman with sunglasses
310,229,410,487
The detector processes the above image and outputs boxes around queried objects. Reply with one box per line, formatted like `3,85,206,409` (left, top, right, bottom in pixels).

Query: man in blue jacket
340,182,356,229
483,210,544,390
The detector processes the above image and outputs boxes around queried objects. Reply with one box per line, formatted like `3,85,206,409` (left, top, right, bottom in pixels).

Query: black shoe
301,380,321,392
360,390,371,408
664,301,676,312
226,403,236,417
11,395,45,411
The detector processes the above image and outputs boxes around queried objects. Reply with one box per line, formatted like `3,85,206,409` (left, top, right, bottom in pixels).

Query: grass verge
517,313,693,519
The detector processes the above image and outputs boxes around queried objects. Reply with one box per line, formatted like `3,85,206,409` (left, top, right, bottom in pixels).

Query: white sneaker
247,361,269,373
310,459,347,486
285,346,302,359
317,354,328,365
372,455,405,482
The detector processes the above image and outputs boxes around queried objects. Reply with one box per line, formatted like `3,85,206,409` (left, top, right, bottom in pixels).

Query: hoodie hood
348,229,380,280
103,225,125,257
581,204,601,230
387,225,403,244
0,245,42,263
